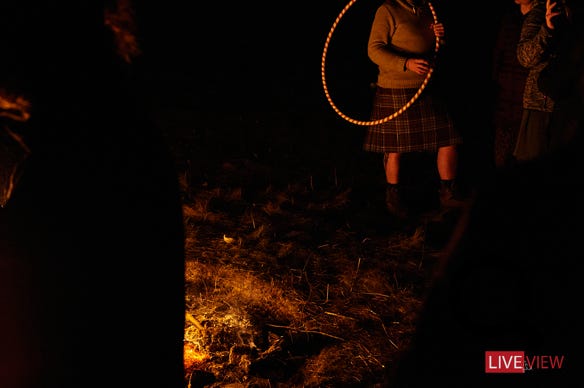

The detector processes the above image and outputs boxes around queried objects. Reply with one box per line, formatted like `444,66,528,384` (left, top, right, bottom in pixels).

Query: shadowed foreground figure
0,3,185,388
385,5,584,385
387,140,584,386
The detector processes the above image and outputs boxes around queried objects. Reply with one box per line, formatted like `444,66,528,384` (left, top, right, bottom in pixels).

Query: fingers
409,58,431,75
546,0,563,29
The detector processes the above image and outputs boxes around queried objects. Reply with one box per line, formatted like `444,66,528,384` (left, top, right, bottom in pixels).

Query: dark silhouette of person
386,133,583,388
1,2,185,387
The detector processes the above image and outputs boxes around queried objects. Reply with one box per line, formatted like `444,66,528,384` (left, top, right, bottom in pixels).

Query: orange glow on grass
183,342,209,369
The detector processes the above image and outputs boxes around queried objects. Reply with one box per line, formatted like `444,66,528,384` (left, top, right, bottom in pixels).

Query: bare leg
384,152,401,184
437,145,457,180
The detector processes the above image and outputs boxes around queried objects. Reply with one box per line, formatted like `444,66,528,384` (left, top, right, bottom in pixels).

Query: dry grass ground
163,111,463,387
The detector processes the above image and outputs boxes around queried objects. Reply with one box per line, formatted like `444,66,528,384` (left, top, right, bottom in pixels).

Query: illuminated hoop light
321,0,439,126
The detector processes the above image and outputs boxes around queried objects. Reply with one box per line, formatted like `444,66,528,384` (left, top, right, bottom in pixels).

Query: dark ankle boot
439,179,466,208
386,184,408,219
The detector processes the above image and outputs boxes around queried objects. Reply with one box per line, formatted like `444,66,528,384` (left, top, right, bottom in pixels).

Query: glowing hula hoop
321,0,439,126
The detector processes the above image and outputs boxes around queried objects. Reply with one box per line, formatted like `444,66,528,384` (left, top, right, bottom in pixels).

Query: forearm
367,8,407,72
517,8,555,68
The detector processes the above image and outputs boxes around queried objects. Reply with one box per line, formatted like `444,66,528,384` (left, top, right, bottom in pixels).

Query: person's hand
405,58,432,75
431,22,445,38
546,0,564,30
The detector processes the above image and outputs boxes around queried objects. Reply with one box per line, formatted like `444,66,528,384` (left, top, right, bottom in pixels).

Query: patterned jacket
517,0,559,112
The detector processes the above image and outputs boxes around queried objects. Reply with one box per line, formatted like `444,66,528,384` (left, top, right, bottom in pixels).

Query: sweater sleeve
517,4,555,68
368,5,408,72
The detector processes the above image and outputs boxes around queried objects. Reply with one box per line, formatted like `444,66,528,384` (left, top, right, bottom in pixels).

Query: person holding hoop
363,0,464,219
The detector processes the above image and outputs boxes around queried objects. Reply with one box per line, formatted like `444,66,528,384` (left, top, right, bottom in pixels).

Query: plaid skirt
363,85,462,153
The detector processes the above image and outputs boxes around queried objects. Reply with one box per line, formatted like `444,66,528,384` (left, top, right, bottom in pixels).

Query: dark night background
133,0,509,190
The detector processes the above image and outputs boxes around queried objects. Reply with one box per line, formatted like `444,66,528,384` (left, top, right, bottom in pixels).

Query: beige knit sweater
368,0,438,89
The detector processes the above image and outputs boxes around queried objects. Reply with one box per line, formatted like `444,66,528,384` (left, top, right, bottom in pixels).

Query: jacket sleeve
517,5,555,68
368,5,408,72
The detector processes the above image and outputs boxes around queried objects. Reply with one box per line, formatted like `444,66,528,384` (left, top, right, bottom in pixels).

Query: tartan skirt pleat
363,85,463,153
